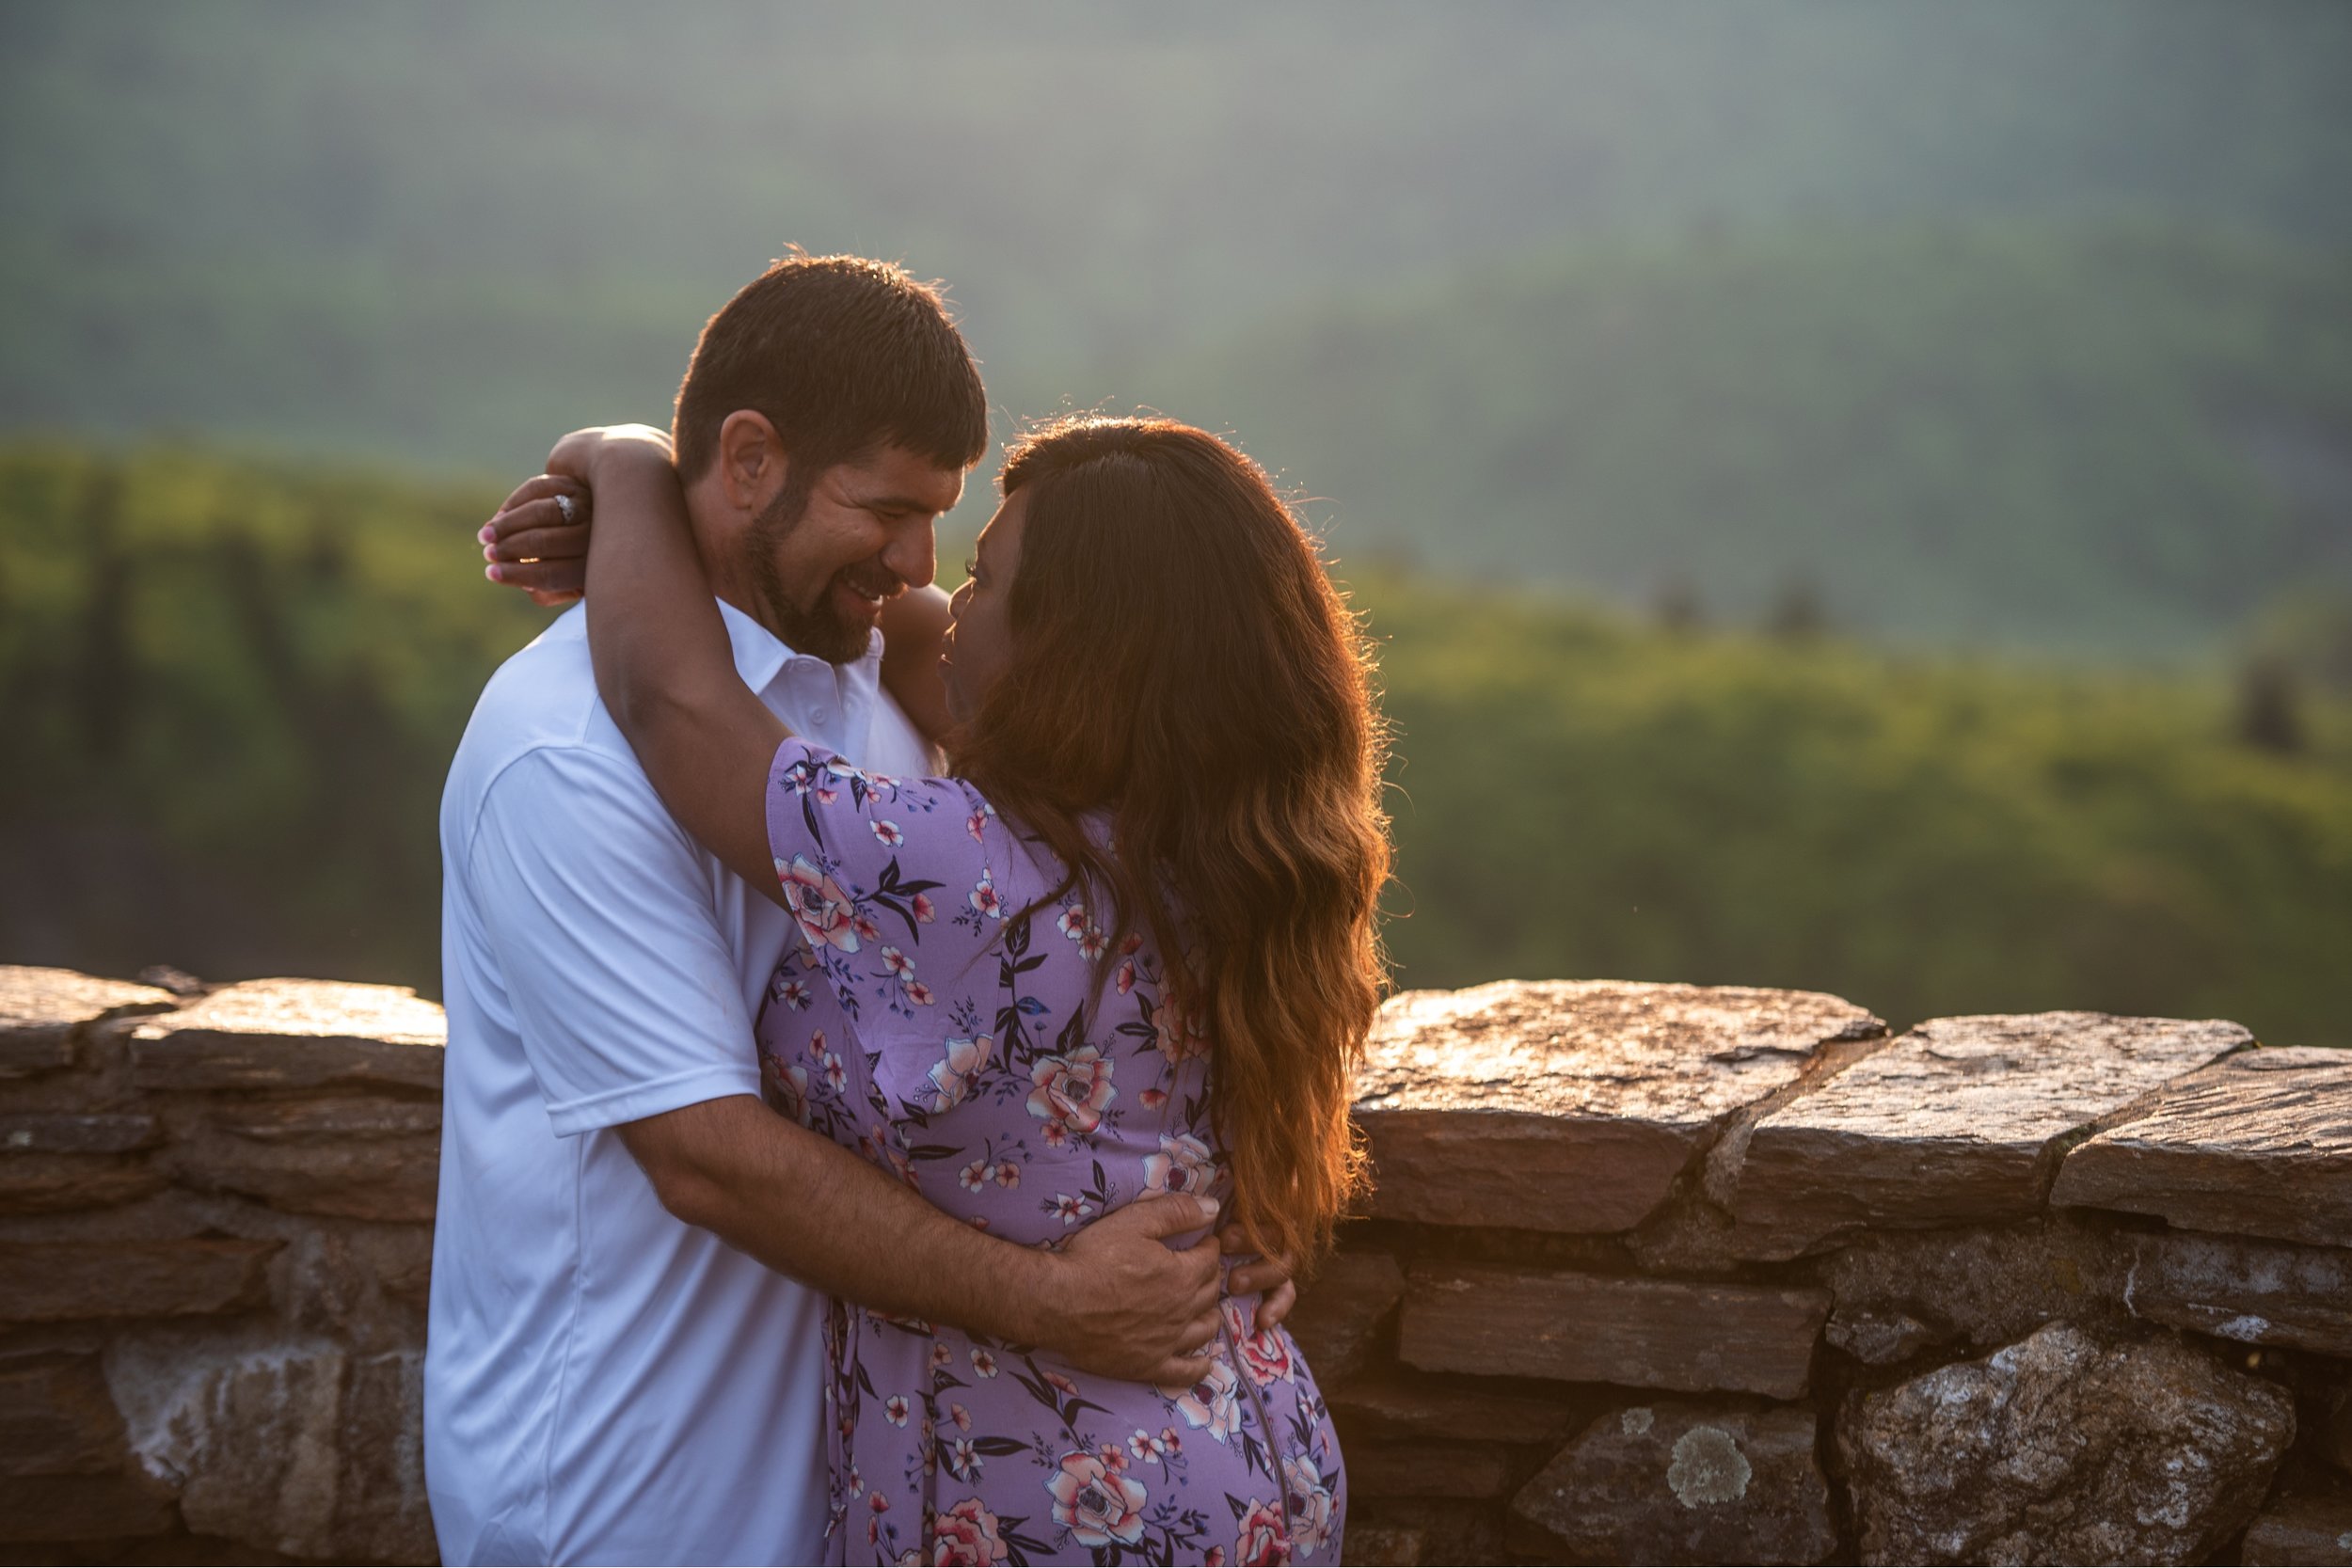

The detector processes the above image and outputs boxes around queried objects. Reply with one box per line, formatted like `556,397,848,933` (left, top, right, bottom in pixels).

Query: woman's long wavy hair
952,416,1391,1268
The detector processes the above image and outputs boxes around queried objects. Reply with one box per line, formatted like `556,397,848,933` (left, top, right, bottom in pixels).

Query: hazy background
4,0,2347,1042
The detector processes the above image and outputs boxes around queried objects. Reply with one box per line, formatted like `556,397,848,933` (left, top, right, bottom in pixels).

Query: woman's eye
963,558,980,581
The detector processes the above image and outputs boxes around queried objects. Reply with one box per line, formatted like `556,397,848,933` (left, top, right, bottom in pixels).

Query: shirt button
812,706,832,726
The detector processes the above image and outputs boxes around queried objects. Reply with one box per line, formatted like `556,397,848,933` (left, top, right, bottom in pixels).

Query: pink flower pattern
756,739,1343,1564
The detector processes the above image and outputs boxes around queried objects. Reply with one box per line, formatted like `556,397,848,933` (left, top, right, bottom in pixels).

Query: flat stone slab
2121,1229,2352,1358
1285,1250,1406,1384
2323,1386,2352,1479
1343,1439,1535,1499
1326,1368,1591,1446
2053,1046,2352,1247
168,1117,441,1224
0,1239,279,1322
0,966,175,1076
1510,1401,1837,1565
1841,1322,2294,1565
1355,980,1882,1234
130,979,446,1094
0,1115,171,1216
2243,1493,2352,1566
1399,1265,1829,1400
0,1115,162,1155
1341,1523,1426,1566
1816,1217,2133,1361
0,1154,167,1216
1722,1012,2249,1259
0,1473,175,1543
0,1354,129,1476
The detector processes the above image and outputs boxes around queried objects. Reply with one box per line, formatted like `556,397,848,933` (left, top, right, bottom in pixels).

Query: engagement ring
555,493,579,526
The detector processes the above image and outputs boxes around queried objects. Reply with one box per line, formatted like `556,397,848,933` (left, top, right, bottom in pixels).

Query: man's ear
715,410,788,514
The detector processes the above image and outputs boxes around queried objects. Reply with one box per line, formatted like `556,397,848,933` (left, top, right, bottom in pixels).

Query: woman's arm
563,426,788,901
877,583,956,745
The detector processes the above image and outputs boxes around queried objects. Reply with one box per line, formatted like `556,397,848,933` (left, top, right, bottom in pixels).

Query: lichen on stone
1666,1424,1753,1508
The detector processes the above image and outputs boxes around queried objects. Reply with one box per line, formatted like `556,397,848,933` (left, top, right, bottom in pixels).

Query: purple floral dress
753,739,1344,1567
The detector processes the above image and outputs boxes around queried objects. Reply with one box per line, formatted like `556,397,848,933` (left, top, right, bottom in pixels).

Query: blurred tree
2234,655,2307,754
1767,577,1828,642
71,467,130,762
1652,574,1705,633
2250,587,2352,696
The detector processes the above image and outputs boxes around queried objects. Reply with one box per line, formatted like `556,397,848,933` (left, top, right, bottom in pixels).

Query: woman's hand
477,427,677,605
1222,1227,1299,1333
482,474,592,604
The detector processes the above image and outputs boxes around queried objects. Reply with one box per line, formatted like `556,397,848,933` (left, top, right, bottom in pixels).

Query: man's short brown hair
672,250,988,483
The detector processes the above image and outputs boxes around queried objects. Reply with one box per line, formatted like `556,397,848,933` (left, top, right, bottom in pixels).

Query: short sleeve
469,748,763,1135
762,737,1012,1043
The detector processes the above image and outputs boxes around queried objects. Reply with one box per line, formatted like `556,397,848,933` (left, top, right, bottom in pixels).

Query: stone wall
1301,982,2352,1566
1,967,442,1563
3,964,2347,1565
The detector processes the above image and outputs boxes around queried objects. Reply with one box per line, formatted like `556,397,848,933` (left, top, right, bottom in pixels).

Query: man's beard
740,483,902,665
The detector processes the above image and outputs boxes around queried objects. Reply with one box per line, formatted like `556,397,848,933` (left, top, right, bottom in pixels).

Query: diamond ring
555,493,580,527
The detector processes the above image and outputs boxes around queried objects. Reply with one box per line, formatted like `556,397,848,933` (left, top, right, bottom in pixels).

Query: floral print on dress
757,738,1344,1565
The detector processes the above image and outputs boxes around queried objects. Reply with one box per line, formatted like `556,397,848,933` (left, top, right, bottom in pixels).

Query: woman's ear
715,410,788,513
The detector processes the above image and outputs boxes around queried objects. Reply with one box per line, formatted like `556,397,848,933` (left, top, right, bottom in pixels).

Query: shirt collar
713,597,884,695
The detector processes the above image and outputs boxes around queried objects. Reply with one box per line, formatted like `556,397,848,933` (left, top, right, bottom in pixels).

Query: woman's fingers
1254,1279,1297,1334
490,472,582,520
1142,1300,1229,1391
485,491,589,546
481,488,591,598
484,557,587,594
485,523,589,563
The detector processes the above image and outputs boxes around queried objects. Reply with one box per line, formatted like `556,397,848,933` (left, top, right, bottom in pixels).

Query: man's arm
470,443,1290,1342
479,473,956,751
622,1096,1222,1384
471,747,1225,1386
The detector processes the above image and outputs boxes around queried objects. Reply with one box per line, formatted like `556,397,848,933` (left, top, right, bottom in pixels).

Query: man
427,254,1256,1565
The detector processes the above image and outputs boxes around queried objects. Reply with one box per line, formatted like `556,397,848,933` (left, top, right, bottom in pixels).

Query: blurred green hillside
7,446,2344,1044
1368,573,2351,1043
1145,225,2352,657
0,446,549,988
4,3,2349,657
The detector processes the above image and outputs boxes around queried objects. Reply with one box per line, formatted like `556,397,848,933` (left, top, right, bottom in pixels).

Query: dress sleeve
763,736,1013,1044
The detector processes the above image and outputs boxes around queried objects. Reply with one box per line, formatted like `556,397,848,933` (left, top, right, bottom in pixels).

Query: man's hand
1035,1194,1225,1389
1222,1226,1299,1334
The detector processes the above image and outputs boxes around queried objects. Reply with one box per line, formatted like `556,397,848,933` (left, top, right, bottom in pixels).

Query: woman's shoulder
764,736,1071,913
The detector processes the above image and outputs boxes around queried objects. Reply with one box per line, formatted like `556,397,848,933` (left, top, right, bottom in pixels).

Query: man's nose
882,519,936,592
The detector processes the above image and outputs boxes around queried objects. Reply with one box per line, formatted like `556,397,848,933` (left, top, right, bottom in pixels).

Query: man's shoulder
443,610,653,837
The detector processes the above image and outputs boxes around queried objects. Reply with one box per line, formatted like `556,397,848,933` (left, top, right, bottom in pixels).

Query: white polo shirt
424,600,933,1566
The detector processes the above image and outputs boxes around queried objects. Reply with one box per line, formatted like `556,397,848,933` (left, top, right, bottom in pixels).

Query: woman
564,415,1388,1565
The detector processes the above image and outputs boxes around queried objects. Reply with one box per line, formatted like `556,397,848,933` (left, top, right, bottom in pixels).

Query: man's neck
684,483,767,631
